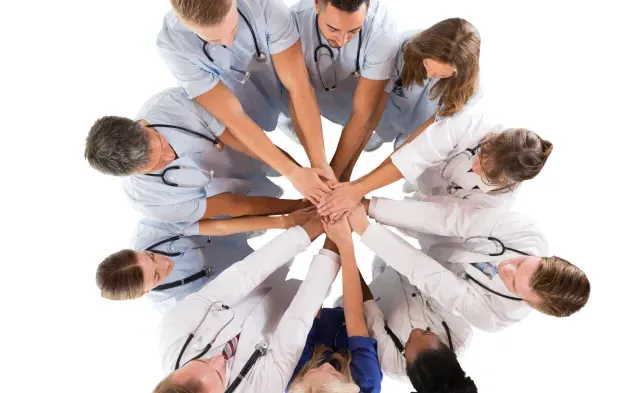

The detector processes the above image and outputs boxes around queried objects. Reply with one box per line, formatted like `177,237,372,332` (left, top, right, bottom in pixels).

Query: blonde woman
288,217,382,393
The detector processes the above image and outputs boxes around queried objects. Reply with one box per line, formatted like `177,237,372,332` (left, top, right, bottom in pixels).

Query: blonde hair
530,256,591,317
289,345,359,393
152,374,204,393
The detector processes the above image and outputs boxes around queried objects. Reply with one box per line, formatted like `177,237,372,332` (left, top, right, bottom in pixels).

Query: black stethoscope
384,322,454,357
145,235,212,292
313,14,362,91
144,123,222,187
444,144,481,193
174,301,269,393
462,236,531,301
199,9,267,83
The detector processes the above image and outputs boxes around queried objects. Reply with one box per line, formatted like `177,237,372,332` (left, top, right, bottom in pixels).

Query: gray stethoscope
200,9,267,84
314,14,362,91
462,236,531,301
144,124,221,187
174,301,269,393
145,235,212,291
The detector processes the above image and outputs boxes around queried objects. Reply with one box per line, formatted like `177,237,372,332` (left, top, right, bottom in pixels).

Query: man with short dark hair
287,0,399,179
85,87,308,227
158,0,335,205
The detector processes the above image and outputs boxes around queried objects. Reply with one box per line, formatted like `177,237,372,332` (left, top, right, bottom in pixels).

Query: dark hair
170,0,234,26
406,346,477,393
85,116,150,176
401,18,481,117
318,0,370,13
95,249,145,300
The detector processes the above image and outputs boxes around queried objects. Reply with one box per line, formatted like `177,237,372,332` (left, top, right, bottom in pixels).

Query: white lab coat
157,227,341,393
131,219,253,314
366,196,550,332
391,114,518,209
361,263,472,382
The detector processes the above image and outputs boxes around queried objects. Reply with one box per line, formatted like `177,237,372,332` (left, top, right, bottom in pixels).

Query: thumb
312,167,335,180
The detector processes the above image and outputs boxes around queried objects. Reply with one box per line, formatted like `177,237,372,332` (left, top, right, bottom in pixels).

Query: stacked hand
322,215,353,249
316,181,366,222
289,166,335,205
283,206,318,228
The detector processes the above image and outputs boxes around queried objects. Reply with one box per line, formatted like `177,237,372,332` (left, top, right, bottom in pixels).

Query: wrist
351,180,367,199
282,162,300,179
362,198,371,214
279,215,290,229
353,219,370,237
302,219,324,240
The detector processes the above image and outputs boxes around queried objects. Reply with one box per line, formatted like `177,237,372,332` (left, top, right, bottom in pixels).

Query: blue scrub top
156,0,300,131
288,307,382,393
376,30,484,141
132,219,254,314
291,0,398,126
121,87,281,228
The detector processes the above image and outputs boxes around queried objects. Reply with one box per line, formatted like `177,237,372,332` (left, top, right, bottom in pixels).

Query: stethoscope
461,236,531,301
313,14,362,91
174,301,269,393
144,124,221,187
442,144,481,194
145,235,212,291
199,9,267,84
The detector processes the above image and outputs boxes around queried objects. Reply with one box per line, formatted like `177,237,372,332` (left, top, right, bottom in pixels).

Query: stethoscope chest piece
255,52,267,63
351,70,360,78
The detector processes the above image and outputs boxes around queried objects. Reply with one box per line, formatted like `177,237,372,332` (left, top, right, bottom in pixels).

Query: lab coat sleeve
362,300,408,381
361,223,502,332
263,0,300,54
361,12,399,80
369,197,499,238
194,226,311,305
156,37,220,100
252,250,341,391
390,115,481,183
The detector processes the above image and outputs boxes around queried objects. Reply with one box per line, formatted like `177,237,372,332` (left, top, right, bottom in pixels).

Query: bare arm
218,129,301,167
273,40,328,169
197,206,316,236
203,193,306,219
330,78,387,180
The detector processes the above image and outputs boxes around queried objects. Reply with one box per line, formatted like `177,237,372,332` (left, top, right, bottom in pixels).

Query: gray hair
85,116,150,176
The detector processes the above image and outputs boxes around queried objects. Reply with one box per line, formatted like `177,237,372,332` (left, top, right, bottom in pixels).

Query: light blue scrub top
157,0,300,131
375,30,484,142
132,219,254,314
291,0,398,126
121,88,281,228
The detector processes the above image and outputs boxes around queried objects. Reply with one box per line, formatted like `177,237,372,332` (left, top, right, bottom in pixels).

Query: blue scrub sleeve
264,0,300,54
360,15,398,81
138,198,207,226
348,336,383,393
156,38,221,99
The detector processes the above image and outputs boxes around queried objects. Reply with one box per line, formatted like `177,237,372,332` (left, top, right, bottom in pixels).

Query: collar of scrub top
313,14,363,92
198,9,267,84
145,235,213,291
461,236,531,301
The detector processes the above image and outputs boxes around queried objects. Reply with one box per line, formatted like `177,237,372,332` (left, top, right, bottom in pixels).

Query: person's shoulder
137,88,193,121
289,0,314,16
368,0,396,30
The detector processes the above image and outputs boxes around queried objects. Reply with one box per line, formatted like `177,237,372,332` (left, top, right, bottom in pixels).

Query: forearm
351,159,403,197
204,193,304,218
359,271,374,302
198,216,287,236
330,112,374,179
340,244,368,337
219,129,300,168
289,86,328,168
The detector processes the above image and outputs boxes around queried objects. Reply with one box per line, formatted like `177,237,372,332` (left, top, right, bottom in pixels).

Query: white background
1,0,638,392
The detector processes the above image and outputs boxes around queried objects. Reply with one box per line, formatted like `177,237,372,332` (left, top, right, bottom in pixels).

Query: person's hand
347,204,370,236
301,215,325,240
283,206,317,228
318,164,338,186
289,167,333,205
317,182,365,220
322,216,353,249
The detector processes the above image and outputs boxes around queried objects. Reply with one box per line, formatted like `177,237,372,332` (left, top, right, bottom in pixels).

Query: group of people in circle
85,1,591,392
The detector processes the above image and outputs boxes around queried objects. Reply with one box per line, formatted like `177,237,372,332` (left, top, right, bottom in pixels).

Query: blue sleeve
348,337,383,393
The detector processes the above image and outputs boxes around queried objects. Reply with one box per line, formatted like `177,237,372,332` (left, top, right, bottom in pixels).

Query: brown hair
289,344,359,393
152,375,204,393
170,0,233,26
95,249,145,301
529,256,591,317
479,128,554,190
401,18,481,118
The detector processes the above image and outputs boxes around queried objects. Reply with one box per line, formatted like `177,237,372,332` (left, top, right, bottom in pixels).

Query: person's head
96,249,174,300
289,344,359,393
153,355,227,393
315,0,369,48
470,128,554,190
498,255,591,317
85,117,175,176
171,0,238,47
401,18,481,117
404,328,477,393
